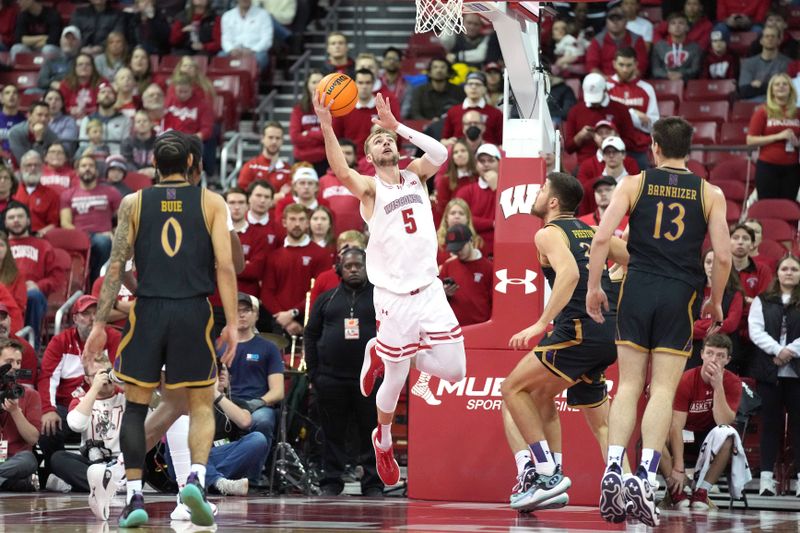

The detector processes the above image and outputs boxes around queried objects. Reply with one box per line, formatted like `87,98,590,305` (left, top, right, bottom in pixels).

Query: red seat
407,32,447,57
18,92,39,112
691,121,718,144
123,172,153,192
213,92,239,132
44,229,91,294
400,55,432,76
713,180,749,202
209,55,257,80
209,74,242,112
158,54,208,75
149,54,160,74
649,79,683,105
684,79,737,102
0,71,39,91
208,59,255,108
726,200,742,224
748,199,800,224
728,31,758,56
720,122,749,145
13,52,44,70
759,239,789,260
657,99,676,117
561,151,578,175
44,248,71,342
709,155,755,183
758,218,796,244
731,101,760,122
686,159,708,179
680,101,729,126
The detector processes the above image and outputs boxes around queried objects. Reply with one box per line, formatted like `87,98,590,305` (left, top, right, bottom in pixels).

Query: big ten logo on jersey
423,375,615,411
161,200,183,213
494,268,537,294
499,184,541,219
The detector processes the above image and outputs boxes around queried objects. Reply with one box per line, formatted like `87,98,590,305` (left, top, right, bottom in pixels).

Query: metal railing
54,291,83,337
322,0,342,32
290,50,313,103
15,326,36,348
219,133,243,191
255,89,278,133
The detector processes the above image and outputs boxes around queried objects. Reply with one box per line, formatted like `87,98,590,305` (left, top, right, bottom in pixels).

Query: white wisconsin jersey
362,169,438,293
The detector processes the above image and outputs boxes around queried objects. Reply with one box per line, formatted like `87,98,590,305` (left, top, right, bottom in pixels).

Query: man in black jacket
70,0,125,56
304,247,383,497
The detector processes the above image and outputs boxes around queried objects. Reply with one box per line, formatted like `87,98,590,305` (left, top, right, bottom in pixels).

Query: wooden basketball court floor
2,491,800,532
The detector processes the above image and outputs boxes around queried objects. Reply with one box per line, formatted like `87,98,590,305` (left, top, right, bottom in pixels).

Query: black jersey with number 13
627,167,708,289
133,183,216,298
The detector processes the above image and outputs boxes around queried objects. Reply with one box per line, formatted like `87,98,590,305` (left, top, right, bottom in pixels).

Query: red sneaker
671,488,690,509
371,427,400,486
360,338,384,397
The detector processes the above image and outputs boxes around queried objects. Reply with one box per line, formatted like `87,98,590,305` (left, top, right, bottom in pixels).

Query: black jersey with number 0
542,217,615,321
133,183,216,298
627,167,707,289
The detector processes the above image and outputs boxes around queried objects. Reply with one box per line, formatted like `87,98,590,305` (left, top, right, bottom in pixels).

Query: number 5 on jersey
402,208,417,234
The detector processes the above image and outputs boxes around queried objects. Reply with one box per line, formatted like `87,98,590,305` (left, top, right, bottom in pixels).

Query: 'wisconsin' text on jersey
383,193,423,215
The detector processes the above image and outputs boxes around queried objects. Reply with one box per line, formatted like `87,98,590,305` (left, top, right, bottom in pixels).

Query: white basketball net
415,0,465,36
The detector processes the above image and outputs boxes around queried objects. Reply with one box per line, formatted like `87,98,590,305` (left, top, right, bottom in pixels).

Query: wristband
214,395,224,406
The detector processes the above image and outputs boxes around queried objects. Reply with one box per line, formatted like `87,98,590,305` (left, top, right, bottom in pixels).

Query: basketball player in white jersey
314,93,466,486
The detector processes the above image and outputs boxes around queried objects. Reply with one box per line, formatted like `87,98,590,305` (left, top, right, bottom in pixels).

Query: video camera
0,363,24,406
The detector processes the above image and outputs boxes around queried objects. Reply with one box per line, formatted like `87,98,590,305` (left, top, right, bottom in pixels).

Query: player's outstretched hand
700,298,724,336
312,91,333,126
217,324,238,367
371,93,399,131
509,322,546,350
586,287,608,324
83,323,108,365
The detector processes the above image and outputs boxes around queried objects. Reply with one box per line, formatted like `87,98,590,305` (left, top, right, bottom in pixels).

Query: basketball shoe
509,465,571,512
689,488,717,511
171,493,219,521
118,493,148,528
510,462,537,503
411,372,441,405
360,338,384,397
624,466,660,527
371,427,400,486
179,472,215,527
598,462,627,523
88,460,125,521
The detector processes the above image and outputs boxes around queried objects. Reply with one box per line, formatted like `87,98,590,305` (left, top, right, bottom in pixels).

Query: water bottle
786,139,795,153
190,22,200,46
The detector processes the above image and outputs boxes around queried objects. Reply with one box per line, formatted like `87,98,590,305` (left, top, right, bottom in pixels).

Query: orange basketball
316,73,357,117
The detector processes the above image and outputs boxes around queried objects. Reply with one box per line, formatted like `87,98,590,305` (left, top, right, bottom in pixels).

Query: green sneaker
118,493,148,528
180,472,215,527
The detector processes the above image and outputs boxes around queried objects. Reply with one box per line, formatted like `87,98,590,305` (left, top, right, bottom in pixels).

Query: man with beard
314,92,464,487
260,202,328,336
237,122,291,197
5,201,65,344
8,101,59,163
304,247,384,497
37,295,121,487
0,302,38,387
410,57,464,122
13,150,60,236
578,176,628,238
59,156,122,284
78,82,131,155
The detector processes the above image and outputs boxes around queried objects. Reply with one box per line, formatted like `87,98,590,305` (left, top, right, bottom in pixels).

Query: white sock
554,452,563,468
191,464,207,487
514,450,532,475
127,479,142,504
607,445,625,469
639,448,661,485
377,423,392,450
166,415,191,487
528,440,556,476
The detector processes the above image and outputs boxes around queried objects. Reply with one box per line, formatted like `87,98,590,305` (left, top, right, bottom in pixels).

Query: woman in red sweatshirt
59,53,105,120
0,230,27,316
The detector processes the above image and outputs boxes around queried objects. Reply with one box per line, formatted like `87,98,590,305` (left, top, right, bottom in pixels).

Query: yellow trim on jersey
204,299,216,380
116,301,137,361
164,378,216,390
615,340,651,353
652,347,692,358
536,350,577,384
532,319,583,351
569,395,609,409
615,275,627,340
201,188,212,234
112,370,160,389
700,180,709,223
630,171,646,213
545,222,571,248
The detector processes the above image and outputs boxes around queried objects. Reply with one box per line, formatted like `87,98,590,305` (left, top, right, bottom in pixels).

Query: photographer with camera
0,338,42,492
49,353,125,492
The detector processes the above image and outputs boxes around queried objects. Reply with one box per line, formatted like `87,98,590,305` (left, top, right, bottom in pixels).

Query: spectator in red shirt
434,139,478,223
37,295,121,483
41,143,78,195
290,70,327,176
260,203,329,335
715,0,770,31
309,230,367,307
455,143,499,256
578,176,629,237
274,166,332,221
169,0,222,56
436,198,485,265
732,224,773,305
660,334,744,510
563,73,638,165
0,226,24,318
59,53,103,120
691,249,745,372
654,0,713,51
380,47,410,118
246,180,281,250
576,134,639,214
585,3,649,76
332,69,380,157
0,339,42,493
441,72,503,147
744,218,775,271
163,74,216,175
5,201,64,344
59,156,122,284
319,139,363,234
702,30,739,80
13,151,60,236
440,224,493,326
238,122,291,200
320,32,354,77
746,73,800,201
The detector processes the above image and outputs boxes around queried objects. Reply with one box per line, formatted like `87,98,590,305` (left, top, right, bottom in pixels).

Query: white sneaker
759,472,776,496
214,477,248,496
171,493,218,521
45,474,72,493
87,463,122,521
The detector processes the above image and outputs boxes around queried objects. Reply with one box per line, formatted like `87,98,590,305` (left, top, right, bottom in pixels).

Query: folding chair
684,79,736,102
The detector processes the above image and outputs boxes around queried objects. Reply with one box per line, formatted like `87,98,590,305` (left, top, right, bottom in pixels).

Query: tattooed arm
83,194,138,362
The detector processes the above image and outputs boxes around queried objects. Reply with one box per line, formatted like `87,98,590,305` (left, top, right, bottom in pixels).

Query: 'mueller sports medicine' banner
407,156,620,506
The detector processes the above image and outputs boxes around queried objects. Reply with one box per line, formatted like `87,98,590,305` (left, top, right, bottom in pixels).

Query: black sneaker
118,492,148,528
179,472,215,527
599,462,626,523
624,466,660,527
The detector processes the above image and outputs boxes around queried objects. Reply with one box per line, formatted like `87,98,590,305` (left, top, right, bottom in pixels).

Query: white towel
692,425,752,499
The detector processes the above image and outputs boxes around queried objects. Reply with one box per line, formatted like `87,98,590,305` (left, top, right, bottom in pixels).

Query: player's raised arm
313,92,373,201
372,94,448,181
701,182,732,332
509,227,579,349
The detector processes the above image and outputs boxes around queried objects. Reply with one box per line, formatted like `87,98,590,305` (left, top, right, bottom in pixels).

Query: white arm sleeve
396,123,448,166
